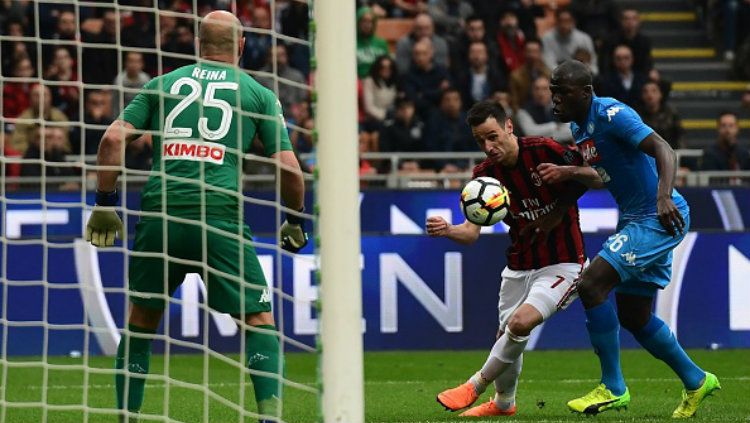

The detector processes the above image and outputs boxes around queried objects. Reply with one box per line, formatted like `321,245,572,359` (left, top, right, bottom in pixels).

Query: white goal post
314,1,365,422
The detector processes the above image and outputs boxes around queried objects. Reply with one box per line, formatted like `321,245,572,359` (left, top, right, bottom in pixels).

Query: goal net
0,1,362,422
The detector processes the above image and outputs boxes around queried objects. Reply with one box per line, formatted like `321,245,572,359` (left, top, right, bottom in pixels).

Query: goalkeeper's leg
115,303,162,417
243,312,284,421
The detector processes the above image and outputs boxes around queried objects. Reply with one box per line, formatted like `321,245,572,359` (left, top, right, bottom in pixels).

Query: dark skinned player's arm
638,132,677,204
637,132,685,235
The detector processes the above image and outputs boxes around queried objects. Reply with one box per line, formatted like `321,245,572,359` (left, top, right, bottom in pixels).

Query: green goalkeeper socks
246,324,284,416
115,324,155,412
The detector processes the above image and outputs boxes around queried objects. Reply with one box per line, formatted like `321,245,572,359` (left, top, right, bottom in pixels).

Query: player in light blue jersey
532,61,720,418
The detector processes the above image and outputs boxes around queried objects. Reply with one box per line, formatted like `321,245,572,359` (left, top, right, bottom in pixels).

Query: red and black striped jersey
472,136,587,270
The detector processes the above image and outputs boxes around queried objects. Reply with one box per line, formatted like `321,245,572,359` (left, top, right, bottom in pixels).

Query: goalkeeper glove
86,190,123,247
280,207,308,253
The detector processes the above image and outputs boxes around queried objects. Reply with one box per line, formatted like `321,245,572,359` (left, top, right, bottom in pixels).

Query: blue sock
632,315,705,390
585,301,626,396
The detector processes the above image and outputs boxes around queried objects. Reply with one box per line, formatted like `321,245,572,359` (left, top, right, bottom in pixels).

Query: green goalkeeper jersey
121,62,292,221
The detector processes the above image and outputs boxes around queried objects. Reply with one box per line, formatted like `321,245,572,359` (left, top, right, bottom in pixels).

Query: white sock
493,354,523,410
470,330,529,394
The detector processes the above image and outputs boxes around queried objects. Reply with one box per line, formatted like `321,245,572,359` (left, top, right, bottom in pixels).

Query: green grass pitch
1,349,748,422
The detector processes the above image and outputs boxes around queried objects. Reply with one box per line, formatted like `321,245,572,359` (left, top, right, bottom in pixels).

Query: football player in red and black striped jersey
430,100,603,417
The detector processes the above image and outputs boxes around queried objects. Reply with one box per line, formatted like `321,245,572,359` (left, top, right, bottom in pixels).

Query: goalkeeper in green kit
85,11,306,423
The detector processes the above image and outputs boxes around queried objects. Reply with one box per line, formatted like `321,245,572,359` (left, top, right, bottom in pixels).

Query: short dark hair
555,7,574,20
718,110,739,121
466,100,507,127
440,87,461,103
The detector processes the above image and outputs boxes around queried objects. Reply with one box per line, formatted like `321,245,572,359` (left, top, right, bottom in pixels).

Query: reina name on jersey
190,66,228,81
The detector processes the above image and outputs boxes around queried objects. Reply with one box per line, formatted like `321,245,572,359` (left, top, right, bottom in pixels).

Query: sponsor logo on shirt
162,139,226,164
579,139,600,164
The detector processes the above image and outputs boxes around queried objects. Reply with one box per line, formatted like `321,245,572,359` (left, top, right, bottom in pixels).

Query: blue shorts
598,205,690,297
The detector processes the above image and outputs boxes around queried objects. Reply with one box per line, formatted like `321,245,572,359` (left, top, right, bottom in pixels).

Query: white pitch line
2,376,748,391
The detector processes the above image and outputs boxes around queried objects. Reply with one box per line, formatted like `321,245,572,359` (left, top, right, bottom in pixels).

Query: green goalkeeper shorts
128,216,271,315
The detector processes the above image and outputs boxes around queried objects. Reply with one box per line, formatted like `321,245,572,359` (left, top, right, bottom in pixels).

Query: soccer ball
460,176,511,226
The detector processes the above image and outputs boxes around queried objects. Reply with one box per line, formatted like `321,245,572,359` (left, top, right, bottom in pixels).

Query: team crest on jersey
578,139,600,164
606,106,623,122
163,139,226,164
531,170,543,186
587,122,595,134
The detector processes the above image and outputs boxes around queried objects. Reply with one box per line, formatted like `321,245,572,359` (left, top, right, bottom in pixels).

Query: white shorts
497,261,586,331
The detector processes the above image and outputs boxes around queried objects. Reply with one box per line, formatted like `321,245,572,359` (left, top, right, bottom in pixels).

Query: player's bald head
551,60,593,88
199,10,243,58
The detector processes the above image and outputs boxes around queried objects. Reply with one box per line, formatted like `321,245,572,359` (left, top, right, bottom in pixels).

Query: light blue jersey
571,96,687,221
571,96,690,295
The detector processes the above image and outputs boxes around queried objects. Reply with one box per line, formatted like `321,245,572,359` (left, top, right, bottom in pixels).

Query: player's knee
576,276,606,308
617,310,649,333
507,313,535,337
128,303,163,330
243,311,275,327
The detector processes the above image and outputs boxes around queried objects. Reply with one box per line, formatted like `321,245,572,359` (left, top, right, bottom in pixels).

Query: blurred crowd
1,0,749,192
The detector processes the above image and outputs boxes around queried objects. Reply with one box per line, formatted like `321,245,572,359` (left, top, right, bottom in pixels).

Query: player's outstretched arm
638,133,685,236
537,163,604,189
273,150,308,252
425,216,481,245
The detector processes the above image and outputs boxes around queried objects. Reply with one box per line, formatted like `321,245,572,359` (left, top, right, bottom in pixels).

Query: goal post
313,1,365,422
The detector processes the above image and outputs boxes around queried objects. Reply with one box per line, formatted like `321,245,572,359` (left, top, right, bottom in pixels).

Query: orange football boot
460,400,517,417
436,382,479,411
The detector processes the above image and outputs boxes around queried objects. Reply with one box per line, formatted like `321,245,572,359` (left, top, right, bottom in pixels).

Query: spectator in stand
702,111,750,170
43,9,77,64
515,75,573,143
258,43,308,116
1,18,38,77
569,0,620,50
356,6,390,79
2,57,34,120
81,8,118,85
637,80,684,150
242,7,273,71
495,10,526,74
456,41,507,108
10,84,69,155
75,90,114,156
502,0,546,41
162,22,195,71
374,0,429,18
542,8,598,74
395,13,449,75
21,125,79,191
121,11,157,75
509,38,550,111
425,88,475,170
279,0,310,76
600,9,652,75
428,0,474,40
449,15,498,80
290,116,314,154
598,44,648,107
44,46,80,119
362,55,399,128
379,97,426,154
402,37,452,118
112,51,152,118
